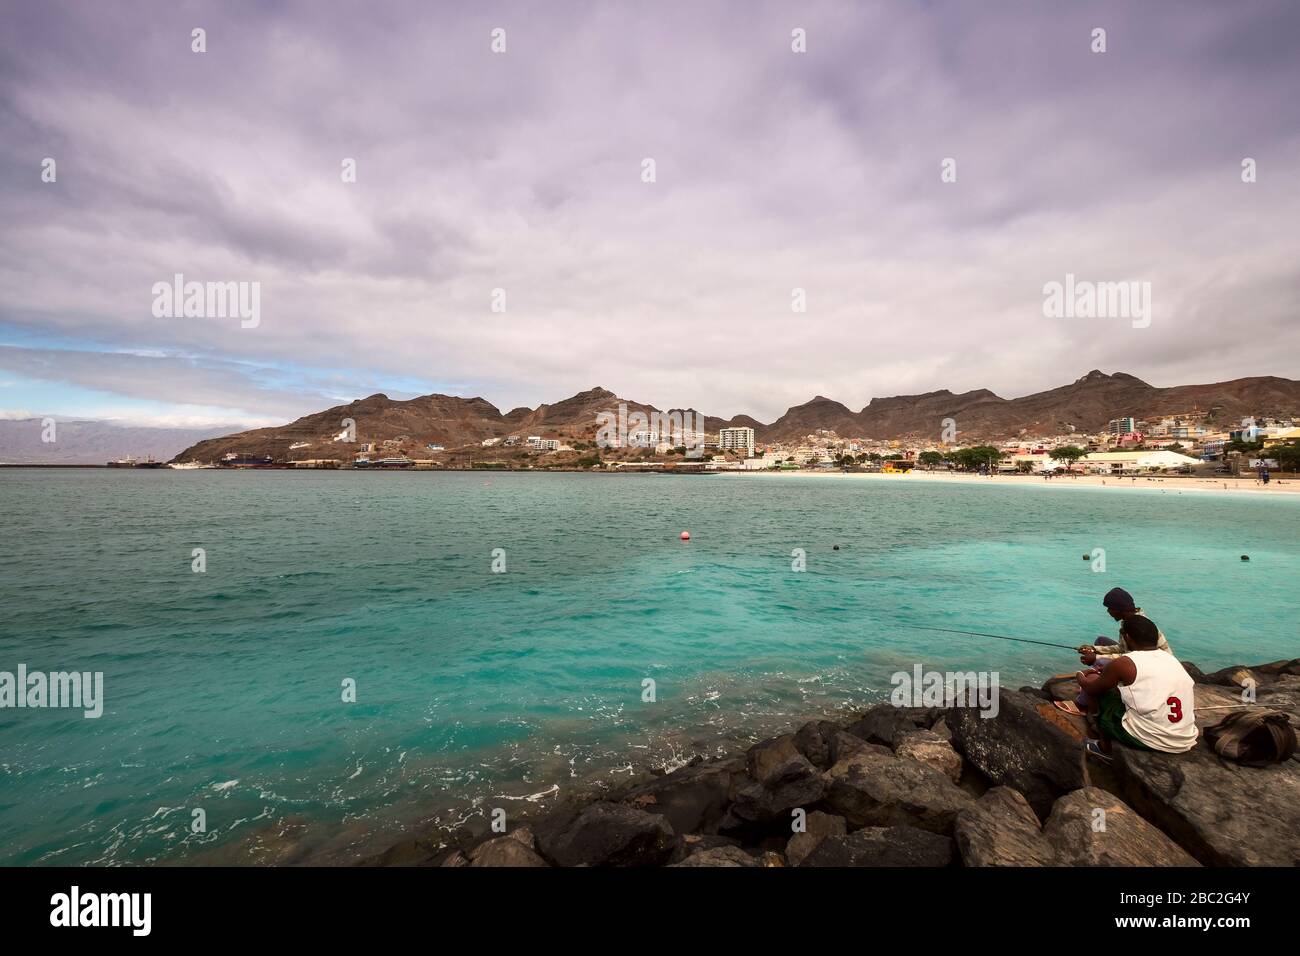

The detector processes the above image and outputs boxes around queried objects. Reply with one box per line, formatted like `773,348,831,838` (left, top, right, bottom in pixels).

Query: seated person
1077,615,1197,761
1055,586,1171,717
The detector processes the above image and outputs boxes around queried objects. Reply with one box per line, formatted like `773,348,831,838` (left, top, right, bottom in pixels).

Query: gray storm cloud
1,0,1297,425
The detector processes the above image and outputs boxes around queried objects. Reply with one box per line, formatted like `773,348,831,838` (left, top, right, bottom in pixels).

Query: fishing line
896,623,1078,651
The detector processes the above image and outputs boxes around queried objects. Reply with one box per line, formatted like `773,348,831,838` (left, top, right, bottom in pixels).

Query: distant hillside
0,419,236,464
168,371,1300,462
754,371,1300,441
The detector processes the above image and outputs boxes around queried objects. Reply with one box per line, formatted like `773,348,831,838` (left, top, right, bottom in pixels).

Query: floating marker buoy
1082,554,1090,560
680,531,691,541
1241,555,1250,561
833,545,840,550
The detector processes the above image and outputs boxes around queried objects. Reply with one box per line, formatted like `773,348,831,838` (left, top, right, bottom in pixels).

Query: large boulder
1041,788,1198,867
784,810,848,867
622,756,744,835
469,828,550,867
843,705,933,748
823,748,973,832
729,734,827,823
534,802,676,867
948,690,1087,818
896,728,963,783
668,845,760,867
831,731,891,765
792,720,842,770
1256,677,1300,731
798,826,954,867
1113,742,1300,866
748,734,810,784
953,786,1055,867
929,717,953,743
1042,673,1082,702
1200,665,1264,690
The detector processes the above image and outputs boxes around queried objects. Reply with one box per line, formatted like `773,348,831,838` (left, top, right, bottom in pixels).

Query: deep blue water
0,469,1295,864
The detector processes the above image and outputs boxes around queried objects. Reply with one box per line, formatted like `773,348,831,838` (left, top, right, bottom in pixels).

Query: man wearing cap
1054,587,1171,716
1088,587,1171,657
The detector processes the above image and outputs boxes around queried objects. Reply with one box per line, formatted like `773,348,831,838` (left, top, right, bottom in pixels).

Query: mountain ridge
168,371,1300,463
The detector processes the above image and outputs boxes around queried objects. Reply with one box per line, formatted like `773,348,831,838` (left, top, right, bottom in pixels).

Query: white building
719,426,756,456
1081,450,1201,473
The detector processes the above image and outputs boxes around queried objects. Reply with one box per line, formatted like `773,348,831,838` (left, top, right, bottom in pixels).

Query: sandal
1052,700,1085,717
1084,738,1112,764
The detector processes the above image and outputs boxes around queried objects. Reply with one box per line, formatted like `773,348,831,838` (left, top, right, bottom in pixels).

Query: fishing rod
896,623,1079,651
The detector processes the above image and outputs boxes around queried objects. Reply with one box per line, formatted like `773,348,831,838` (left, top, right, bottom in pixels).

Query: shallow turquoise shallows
0,469,1296,864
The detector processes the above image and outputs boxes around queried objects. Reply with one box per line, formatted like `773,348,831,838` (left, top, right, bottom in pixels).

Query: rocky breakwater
382,658,1299,867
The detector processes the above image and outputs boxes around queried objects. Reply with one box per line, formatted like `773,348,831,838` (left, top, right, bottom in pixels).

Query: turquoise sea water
0,469,1296,865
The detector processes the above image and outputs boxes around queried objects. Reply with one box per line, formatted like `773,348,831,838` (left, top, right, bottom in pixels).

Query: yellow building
1263,427,1300,448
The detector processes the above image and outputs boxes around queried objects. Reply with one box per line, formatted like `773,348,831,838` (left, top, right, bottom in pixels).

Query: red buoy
680,531,691,541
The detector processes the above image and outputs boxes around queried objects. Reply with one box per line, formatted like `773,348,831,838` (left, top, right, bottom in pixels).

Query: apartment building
719,426,756,456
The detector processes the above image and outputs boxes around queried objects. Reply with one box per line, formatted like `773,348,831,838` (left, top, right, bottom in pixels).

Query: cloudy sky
2,0,1298,428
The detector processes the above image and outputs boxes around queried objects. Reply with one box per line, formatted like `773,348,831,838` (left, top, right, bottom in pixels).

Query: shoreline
6,463,1298,496
385,656,1300,867
716,469,1300,496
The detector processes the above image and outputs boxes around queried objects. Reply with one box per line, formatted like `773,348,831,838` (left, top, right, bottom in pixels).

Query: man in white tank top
1077,615,1197,760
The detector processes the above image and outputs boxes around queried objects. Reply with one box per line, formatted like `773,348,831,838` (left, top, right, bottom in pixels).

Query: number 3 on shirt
1166,696,1183,722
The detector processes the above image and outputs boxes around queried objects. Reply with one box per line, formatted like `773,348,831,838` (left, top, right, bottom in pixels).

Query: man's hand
1077,645,1097,665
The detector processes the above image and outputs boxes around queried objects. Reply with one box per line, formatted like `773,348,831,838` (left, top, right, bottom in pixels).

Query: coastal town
176,410,1300,479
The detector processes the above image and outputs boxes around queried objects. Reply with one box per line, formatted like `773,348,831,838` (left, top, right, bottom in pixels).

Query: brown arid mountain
754,371,1300,441
170,371,1300,463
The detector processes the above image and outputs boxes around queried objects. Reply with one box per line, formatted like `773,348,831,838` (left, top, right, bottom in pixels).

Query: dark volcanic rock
948,690,1087,818
954,786,1055,867
668,845,761,867
469,828,550,867
666,833,742,865
1043,674,1082,702
747,734,812,786
623,757,744,834
830,731,890,764
1201,666,1264,689
1042,787,1198,867
730,735,828,823
896,728,963,783
1113,743,1300,866
1200,658,1300,690
844,705,932,747
784,810,848,867
823,748,973,832
793,720,842,770
534,802,676,867
929,717,952,743
799,826,955,867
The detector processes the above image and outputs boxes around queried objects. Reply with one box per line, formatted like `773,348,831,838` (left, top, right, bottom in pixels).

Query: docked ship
220,453,276,468
106,455,166,468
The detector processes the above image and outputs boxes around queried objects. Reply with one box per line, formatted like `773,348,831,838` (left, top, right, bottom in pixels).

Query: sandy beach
718,469,1300,496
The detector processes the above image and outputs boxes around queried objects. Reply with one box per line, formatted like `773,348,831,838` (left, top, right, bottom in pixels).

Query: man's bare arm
1078,656,1135,694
